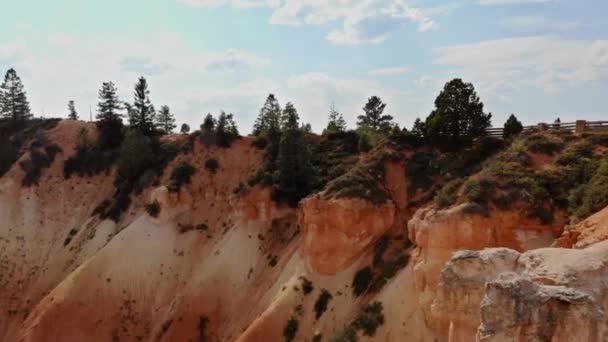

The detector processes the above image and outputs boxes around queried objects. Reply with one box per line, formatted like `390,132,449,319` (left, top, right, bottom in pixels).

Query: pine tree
216,111,239,147
252,94,282,136
411,118,425,136
67,100,79,120
274,102,313,206
132,77,154,135
201,113,216,132
503,114,523,139
0,68,32,121
156,105,176,134
357,96,393,132
325,104,347,134
96,82,124,149
424,79,492,149
281,102,299,130
180,123,190,134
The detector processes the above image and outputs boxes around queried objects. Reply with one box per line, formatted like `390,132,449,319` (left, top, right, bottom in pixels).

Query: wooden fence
485,120,608,138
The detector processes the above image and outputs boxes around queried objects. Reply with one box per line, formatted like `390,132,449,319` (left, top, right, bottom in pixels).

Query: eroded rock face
299,194,395,275
407,204,565,339
433,241,608,341
554,205,608,249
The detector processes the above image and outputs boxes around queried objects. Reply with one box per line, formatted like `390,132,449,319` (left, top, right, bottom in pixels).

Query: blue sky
0,0,607,133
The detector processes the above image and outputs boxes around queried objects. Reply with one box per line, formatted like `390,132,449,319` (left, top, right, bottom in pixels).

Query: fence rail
484,120,608,137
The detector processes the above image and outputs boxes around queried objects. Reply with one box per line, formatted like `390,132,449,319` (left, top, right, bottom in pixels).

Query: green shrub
405,152,439,195
314,289,333,320
20,135,62,186
462,178,495,205
525,133,563,155
352,267,373,297
434,179,463,208
252,136,268,150
168,162,196,192
331,325,358,342
373,235,390,267
353,302,385,337
325,154,388,205
283,317,298,342
204,158,219,174
64,128,118,178
0,135,19,177
145,200,160,217
370,252,409,291
300,276,314,295
568,158,608,220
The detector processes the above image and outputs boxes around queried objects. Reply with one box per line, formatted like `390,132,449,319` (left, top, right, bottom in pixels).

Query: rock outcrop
433,240,608,341
408,203,566,339
299,195,396,275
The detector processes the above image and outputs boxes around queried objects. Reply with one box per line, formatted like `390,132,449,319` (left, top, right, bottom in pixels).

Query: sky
0,0,607,134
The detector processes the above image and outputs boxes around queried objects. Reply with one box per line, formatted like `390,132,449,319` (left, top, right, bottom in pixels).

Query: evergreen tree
357,96,393,132
281,102,299,130
124,102,136,126
96,81,124,149
301,123,312,133
503,114,523,139
0,68,32,121
67,100,79,120
132,77,154,135
325,104,347,134
252,94,281,136
424,79,492,149
216,111,239,147
201,113,216,132
180,123,190,134
156,105,176,134
411,118,425,136
274,102,313,206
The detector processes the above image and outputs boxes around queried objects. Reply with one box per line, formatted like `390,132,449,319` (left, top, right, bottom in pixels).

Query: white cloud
477,0,553,5
177,0,280,9
206,49,271,72
178,0,438,45
433,36,608,96
0,33,272,129
368,67,409,76
275,0,439,45
503,16,580,31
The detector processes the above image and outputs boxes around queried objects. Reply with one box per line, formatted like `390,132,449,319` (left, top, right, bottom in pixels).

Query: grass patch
525,133,564,155
434,179,463,208
325,152,390,205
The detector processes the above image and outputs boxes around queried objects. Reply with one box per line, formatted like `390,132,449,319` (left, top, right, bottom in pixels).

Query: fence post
575,120,587,134
538,123,548,131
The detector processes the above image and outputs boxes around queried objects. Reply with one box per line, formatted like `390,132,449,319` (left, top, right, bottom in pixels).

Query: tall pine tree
252,94,281,136
0,68,32,121
424,79,492,149
132,77,154,135
216,111,239,148
67,100,79,120
96,82,124,149
325,103,347,134
357,96,393,132
274,102,313,206
156,105,176,134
